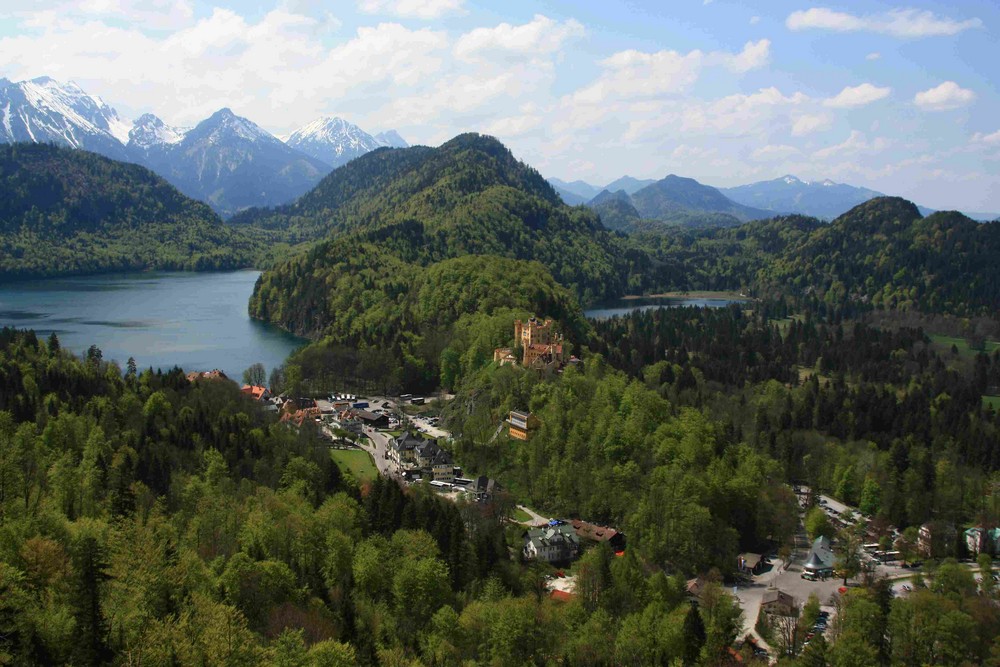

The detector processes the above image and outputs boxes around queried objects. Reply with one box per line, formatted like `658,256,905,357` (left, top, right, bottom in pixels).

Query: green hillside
238,134,633,303
0,143,268,277
758,198,1000,313
633,198,1000,315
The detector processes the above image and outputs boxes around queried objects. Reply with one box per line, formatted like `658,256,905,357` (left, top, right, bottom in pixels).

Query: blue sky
1,0,997,212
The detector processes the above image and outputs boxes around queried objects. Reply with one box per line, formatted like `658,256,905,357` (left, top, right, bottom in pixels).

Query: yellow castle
494,317,564,369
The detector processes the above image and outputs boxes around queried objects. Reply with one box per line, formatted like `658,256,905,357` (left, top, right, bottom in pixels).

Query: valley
1,61,999,667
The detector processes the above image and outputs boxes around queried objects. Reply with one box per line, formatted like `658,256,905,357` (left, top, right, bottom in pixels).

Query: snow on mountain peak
285,116,385,167
375,129,408,148
2,75,131,149
128,113,187,149
202,108,276,144
821,179,837,187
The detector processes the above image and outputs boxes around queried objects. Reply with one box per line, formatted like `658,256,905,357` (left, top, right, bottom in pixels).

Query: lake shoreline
621,290,749,300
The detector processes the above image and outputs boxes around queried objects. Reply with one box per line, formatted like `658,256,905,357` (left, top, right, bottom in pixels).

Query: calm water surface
585,296,747,320
0,270,305,378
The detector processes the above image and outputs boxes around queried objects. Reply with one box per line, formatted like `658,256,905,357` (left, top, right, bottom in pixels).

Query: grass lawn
984,396,1000,411
331,449,378,482
929,334,1000,358
382,429,404,438
512,507,533,523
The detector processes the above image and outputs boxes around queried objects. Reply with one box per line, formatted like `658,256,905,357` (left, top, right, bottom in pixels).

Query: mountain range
575,174,772,231
549,173,998,223
719,175,885,220
0,76,407,216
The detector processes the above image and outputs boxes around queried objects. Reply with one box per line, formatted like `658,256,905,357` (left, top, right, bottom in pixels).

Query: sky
1,0,998,212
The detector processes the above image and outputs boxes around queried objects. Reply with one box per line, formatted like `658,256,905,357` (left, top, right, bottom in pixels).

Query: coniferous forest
1,132,1000,665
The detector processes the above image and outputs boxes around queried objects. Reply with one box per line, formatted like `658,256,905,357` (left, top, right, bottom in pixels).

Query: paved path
515,504,550,527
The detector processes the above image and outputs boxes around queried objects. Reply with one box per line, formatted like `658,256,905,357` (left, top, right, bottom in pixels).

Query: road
324,424,400,481
359,426,399,480
516,504,550,527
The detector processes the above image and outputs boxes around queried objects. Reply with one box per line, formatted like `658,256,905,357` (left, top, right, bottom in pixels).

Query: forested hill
246,134,644,391
0,143,265,277
635,196,1000,315
231,133,565,242
758,197,1000,313
248,133,641,316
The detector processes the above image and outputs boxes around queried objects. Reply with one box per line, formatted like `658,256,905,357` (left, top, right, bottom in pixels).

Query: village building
738,552,767,575
964,526,1000,556
429,451,455,483
685,576,710,602
523,524,580,563
494,317,565,370
240,384,270,401
354,409,389,429
802,536,835,580
473,476,501,502
760,589,797,617
186,369,229,383
390,432,424,468
918,521,956,558
507,410,541,440
571,519,626,551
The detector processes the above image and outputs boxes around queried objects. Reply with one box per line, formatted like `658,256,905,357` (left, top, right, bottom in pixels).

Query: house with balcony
508,410,541,441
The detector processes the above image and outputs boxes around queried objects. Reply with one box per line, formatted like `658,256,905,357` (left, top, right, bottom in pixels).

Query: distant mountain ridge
574,174,770,231
720,175,885,220
0,76,407,216
547,176,654,204
131,108,331,217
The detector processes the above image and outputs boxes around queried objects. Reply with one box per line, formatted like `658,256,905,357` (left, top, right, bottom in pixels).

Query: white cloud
971,130,1000,145
813,130,888,159
568,39,769,107
750,16,760,25
682,87,809,134
791,113,832,136
823,83,891,108
752,144,801,161
866,52,881,60
0,9,449,128
13,0,196,30
716,39,771,73
358,0,464,20
483,113,541,137
786,7,982,38
455,14,584,61
914,81,976,111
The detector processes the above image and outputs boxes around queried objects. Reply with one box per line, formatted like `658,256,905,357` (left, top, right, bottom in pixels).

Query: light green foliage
805,506,835,541
392,557,451,632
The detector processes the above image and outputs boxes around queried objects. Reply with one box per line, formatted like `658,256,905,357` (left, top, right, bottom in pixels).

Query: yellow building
508,410,541,440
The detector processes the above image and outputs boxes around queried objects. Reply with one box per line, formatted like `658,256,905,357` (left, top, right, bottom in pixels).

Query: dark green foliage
255,253,587,393
240,133,634,305
632,197,1000,315
0,143,276,277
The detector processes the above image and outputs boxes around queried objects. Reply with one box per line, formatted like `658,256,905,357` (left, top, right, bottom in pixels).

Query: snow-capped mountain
285,116,400,168
126,113,188,152
0,76,131,160
139,108,331,216
721,175,885,220
374,129,408,149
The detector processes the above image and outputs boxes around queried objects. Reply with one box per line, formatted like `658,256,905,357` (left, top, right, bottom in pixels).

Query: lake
584,296,747,320
0,270,306,379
